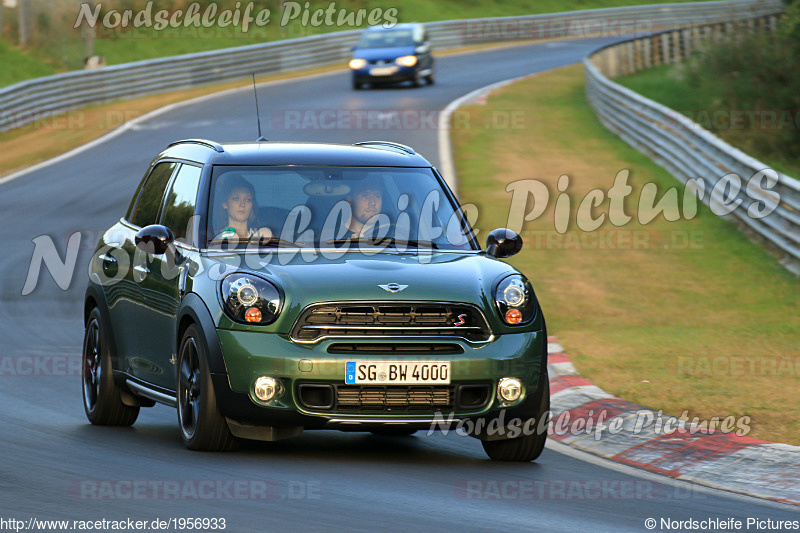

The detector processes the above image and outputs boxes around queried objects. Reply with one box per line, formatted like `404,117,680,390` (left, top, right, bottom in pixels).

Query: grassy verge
0,39,58,87
1,0,703,86
451,64,800,445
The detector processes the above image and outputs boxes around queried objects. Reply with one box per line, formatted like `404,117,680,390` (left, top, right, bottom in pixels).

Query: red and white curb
546,337,800,507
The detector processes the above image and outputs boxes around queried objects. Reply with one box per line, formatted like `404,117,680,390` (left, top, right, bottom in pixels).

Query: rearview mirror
486,228,523,258
135,225,175,255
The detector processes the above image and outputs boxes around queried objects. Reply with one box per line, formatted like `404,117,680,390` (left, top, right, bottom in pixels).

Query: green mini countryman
83,139,549,461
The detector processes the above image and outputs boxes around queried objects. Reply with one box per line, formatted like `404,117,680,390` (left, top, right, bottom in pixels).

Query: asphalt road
1,38,797,531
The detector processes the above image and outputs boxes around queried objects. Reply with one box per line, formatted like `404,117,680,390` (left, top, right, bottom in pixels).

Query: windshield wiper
210,237,303,248
326,237,439,249
256,237,304,248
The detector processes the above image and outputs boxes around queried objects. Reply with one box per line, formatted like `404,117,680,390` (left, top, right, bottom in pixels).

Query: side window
130,162,177,228
161,164,203,244
125,168,151,221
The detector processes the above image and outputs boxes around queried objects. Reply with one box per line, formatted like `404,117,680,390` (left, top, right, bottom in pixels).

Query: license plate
369,66,398,76
345,361,451,385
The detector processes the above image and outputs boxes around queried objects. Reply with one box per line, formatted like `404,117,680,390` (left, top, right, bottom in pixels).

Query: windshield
206,166,476,252
356,29,415,49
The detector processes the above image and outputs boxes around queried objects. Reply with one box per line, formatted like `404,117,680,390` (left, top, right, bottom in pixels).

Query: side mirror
135,225,175,255
486,228,523,259
415,44,429,54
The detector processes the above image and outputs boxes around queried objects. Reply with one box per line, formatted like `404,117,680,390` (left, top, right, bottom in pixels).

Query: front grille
291,302,492,343
296,383,492,414
337,386,453,412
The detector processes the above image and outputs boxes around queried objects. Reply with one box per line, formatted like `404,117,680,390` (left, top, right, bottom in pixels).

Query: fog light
254,376,279,401
498,378,522,402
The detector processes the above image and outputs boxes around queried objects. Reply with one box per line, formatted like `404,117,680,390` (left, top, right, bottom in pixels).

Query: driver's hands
251,227,273,241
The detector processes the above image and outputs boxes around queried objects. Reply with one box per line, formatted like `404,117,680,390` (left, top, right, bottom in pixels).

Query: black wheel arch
84,282,121,371
177,293,228,376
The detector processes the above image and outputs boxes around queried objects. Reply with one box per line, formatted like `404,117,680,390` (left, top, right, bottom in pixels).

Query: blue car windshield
356,30,415,49
206,166,476,251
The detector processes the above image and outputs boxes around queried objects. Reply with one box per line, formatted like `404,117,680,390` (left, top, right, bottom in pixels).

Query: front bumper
351,64,418,84
212,329,546,430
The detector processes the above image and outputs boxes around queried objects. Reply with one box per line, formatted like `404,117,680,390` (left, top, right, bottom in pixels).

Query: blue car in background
349,23,435,89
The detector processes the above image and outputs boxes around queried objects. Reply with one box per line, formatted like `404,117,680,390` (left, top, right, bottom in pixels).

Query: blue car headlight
494,275,536,325
349,58,367,69
221,273,282,325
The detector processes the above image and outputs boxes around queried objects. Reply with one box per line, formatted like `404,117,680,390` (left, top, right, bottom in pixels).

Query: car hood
352,46,416,61
204,250,519,327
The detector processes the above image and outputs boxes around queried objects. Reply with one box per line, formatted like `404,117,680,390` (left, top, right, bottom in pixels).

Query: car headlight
349,58,367,69
395,55,418,67
221,273,282,325
494,275,536,325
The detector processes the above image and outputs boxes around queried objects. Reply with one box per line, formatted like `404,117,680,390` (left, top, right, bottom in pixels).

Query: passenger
215,175,272,241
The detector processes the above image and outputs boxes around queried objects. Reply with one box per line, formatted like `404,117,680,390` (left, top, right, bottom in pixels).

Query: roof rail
353,141,416,155
167,139,225,152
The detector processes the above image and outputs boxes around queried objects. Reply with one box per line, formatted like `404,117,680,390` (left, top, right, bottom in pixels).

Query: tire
411,71,422,88
352,78,363,90
425,72,435,85
176,325,237,451
481,372,550,462
82,308,139,426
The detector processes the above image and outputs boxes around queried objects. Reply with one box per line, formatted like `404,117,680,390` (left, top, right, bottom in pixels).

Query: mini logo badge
453,314,467,326
379,283,408,293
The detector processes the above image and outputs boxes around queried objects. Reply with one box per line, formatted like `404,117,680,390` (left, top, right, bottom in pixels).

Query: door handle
98,253,119,276
99,253,117,267
133,264,150,282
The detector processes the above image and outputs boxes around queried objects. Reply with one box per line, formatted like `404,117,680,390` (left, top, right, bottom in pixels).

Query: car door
134,163,203,391
107,161,178,377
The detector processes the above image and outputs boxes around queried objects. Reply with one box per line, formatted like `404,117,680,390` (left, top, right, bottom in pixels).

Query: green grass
0,39,57,87
1,0,705,87
452,64,800,445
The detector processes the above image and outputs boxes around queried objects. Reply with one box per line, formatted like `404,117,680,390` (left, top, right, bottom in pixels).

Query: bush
678,14,800,165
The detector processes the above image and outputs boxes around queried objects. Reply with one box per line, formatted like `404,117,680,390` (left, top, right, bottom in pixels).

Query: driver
346,181,385,238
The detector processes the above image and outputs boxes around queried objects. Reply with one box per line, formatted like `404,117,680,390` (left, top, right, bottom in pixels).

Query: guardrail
0,0,783,133
584,7,800,275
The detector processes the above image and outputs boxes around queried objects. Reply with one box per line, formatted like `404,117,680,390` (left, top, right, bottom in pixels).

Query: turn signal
505,309,522,324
